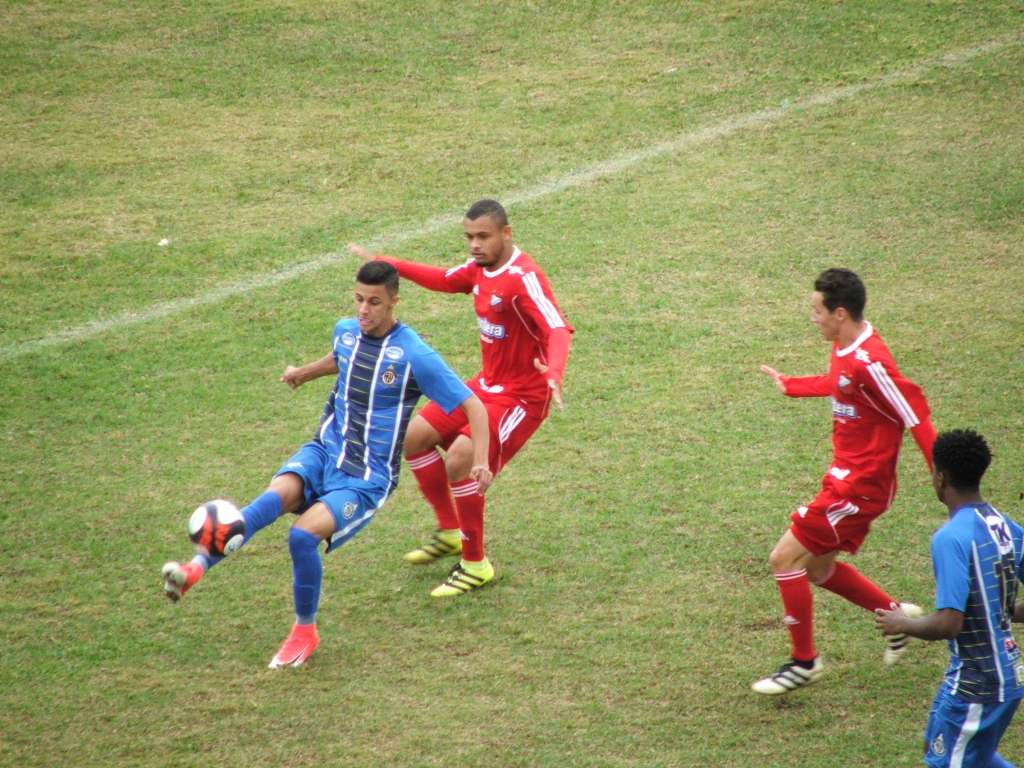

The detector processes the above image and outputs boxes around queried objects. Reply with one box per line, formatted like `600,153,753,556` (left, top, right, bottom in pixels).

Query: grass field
3,2,1023,766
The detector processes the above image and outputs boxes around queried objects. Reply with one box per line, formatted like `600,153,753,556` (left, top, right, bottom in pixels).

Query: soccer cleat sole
161,562,187,602
884,602,924,666
752,658,825,696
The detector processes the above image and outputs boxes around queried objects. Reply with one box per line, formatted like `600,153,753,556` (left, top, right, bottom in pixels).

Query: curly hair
932,429,992,491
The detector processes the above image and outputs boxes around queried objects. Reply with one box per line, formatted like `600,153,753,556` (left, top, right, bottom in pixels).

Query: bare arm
1015,602,1024,623
875,605,964,641
459,394,493,494
280,353,339,390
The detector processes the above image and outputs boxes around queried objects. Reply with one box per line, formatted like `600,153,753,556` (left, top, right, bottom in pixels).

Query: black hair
356,260,399,296
814,268,866,321
933,429,992,491
465,199,508,227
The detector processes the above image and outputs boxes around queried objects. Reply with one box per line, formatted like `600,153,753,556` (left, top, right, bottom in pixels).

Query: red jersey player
349,199,572,597
752,268,937,696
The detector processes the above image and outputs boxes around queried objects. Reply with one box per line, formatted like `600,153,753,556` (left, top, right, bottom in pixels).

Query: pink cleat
268,623,320,669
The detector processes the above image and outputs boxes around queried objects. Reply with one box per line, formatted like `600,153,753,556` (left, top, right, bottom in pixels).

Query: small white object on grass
158,237,171,247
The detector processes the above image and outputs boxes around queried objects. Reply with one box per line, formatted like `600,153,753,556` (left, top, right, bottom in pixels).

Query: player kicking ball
753,268,937,695
876,430,1023,768
161,261,492,668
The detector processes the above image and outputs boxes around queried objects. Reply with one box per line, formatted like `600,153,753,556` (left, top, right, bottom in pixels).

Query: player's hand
348,243,375,262
534,358,564,410
874,602,907,635
760,365,787,393
469,464,493,495
280,365,303,390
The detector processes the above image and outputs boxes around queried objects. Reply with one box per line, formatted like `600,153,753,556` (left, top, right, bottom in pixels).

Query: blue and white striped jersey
933,502,1024,703
314,319,471,493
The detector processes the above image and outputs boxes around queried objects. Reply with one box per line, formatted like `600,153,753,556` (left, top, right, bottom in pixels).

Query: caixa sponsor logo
477,316,506,339
831,397,857,419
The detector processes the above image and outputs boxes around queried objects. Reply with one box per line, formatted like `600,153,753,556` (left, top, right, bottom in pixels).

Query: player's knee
403,416,441,457
289,526,321,557
444,438,475,481
269,473,305,513
767,545,793,573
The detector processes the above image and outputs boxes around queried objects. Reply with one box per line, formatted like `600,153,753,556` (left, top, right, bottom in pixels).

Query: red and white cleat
268,623,320,669
162,561,204,602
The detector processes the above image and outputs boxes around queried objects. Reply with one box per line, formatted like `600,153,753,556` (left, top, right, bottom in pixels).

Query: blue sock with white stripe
241,490,283,544
288,528,322,625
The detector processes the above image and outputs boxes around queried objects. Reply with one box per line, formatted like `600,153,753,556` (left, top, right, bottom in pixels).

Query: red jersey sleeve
378,256,475,294
858,354,935,469
512,267,573,382
781,375,830,397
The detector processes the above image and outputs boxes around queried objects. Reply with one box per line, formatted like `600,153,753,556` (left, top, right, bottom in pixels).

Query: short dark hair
814,268,866,321
933,429,992,491
465,198,508,227
356,260,399,296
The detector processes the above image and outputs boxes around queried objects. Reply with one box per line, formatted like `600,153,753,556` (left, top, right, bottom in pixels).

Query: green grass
2,2,1023,767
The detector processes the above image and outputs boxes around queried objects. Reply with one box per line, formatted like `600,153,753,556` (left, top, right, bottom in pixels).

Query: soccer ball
188,499,245,557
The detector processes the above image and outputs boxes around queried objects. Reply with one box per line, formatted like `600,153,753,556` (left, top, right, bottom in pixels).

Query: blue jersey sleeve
408,347,472,414
931,526,971,613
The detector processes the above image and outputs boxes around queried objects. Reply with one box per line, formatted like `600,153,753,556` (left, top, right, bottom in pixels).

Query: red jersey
383,247,573,404
781,323,936,504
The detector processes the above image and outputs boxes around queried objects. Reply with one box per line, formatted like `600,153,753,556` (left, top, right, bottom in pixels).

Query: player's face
810,291,841,341
354,282,398,337
463,215,512,268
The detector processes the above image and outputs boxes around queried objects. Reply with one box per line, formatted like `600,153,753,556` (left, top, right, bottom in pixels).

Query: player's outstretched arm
280,353,339,390
349,243,378,263
350,243,467,294
459,394,493,494
875,604,963,641
760,365,787,393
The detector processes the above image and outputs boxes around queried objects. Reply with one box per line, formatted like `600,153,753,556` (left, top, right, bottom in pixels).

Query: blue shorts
924,688,1020,767
274,441,390,553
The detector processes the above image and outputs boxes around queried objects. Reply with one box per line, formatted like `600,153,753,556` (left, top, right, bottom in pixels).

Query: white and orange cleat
162,561,204,602
268,623,320,669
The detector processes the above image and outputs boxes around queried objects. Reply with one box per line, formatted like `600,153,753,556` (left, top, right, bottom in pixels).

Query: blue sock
288,527,322,625
241,490,283,544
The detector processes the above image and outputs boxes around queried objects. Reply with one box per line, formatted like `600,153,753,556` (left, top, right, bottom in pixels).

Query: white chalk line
3,32,1020,360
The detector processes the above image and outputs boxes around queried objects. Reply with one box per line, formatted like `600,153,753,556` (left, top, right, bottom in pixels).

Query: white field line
3,32,1020,360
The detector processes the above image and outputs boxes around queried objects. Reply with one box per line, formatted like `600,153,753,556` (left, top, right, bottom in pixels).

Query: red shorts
418,390,548,474
789,479,890,556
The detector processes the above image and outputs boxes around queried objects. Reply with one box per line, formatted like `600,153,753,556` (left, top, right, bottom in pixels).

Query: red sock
775,569,816,661
407,450,458,530
815,561,896,613
452,478,484,561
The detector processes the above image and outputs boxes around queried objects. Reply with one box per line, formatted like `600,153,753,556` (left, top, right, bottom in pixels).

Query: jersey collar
482,246,521,278
835,322,873,358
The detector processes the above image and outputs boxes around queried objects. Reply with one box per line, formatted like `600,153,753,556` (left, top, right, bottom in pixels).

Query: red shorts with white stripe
788,478,890,556
417,389,548,475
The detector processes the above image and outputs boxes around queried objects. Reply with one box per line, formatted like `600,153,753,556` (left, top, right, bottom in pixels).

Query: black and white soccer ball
188,499,245,557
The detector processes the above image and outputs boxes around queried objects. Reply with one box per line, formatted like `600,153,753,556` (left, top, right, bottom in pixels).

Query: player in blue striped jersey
162,261,493,668
876,429,1024,767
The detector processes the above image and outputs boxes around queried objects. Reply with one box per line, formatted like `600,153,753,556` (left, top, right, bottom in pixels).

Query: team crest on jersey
342,501,357,519
341,332,356,347
838,374,852,390
381,365,397,386
1005,637,1019,657
930,734,945,757
384,346,404,360
489,293,503,307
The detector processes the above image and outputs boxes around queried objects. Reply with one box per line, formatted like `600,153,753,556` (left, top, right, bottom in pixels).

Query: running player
350,198,572,597
876,429,1023,767
753,267,937,695
161,261,493,667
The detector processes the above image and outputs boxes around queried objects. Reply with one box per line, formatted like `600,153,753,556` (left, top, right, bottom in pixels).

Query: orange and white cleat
268,623,320,669
161,561,204,602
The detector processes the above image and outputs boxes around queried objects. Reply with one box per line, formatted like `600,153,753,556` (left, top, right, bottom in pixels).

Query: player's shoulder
388,322,442,361
333,317,360,341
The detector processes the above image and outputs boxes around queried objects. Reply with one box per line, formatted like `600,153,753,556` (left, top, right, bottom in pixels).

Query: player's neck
837,319,868,348
944,490,984,515
364,318,398,338
489,245,515,271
